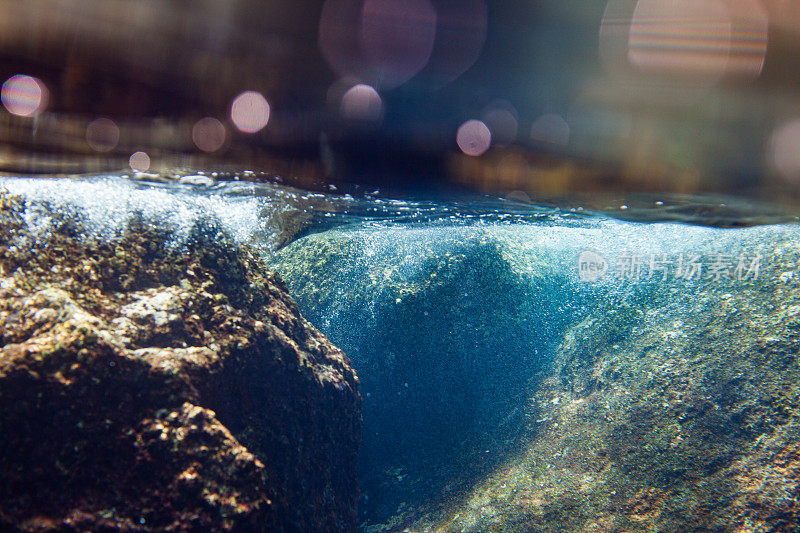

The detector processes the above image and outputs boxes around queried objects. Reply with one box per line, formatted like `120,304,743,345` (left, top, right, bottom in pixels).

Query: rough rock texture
269,226,583,524
385,244,800,532
0,191,361,532
271,217,800,532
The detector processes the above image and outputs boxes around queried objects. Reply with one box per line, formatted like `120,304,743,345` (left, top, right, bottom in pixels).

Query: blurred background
2,0,800,204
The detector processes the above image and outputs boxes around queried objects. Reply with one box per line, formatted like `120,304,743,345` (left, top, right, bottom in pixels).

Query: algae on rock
0,191,361,532
269,225,587,524
395,239,800,532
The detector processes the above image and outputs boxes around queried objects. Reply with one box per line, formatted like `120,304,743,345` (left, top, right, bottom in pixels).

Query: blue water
2,173,799,530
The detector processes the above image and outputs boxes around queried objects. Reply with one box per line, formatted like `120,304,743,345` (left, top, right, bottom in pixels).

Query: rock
269,225,588,523
390,237,800,532
0,191,361,532
272,219,800,532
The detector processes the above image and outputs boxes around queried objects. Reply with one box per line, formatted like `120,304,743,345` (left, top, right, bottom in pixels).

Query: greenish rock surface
269,225,589,522
388,248,800,532
271,221,800,532
0,191,361,532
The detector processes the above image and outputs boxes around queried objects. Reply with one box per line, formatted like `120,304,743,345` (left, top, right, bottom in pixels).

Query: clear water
2,174,799,531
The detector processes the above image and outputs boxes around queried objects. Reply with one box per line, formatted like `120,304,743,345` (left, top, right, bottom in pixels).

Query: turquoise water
2,174,800,531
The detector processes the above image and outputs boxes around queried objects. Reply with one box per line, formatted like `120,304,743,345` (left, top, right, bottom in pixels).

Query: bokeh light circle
456,119,491,156
85,118,120,152
340,84,383,121
230,91,270,133
482,101,519,145
723,0,769,78
129,151,151,172
318,0,437,89
421,0,488,87
1,74,47,117
600,0,767,81
627,0,732,79
360,0,437,88
530,114,570,147
192,117,226,152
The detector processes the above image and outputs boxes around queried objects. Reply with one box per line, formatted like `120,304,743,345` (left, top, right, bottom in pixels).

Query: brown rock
0,191,361,532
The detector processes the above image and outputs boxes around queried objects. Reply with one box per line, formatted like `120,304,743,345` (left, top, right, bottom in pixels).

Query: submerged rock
391,238,800,532
0,191,361,532
269,225,588,522
272,218,800,532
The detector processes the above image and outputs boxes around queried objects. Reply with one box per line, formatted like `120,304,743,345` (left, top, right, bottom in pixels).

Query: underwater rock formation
269,225,587,523
383,241,800,532
0,191,361,532
273,220,800,532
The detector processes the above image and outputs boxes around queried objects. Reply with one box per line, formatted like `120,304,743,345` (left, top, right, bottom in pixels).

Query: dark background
1,0,800,202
